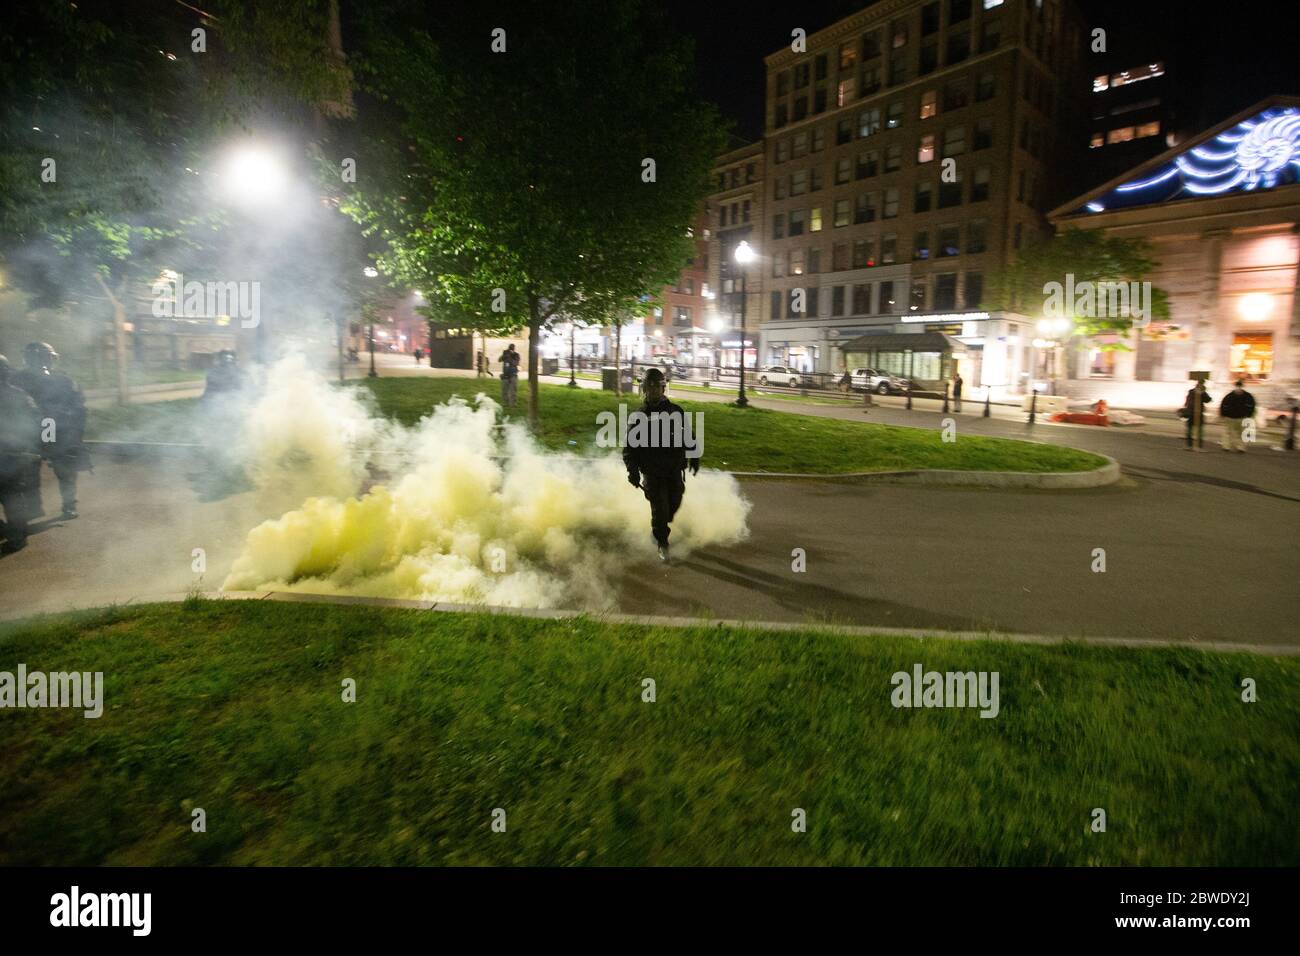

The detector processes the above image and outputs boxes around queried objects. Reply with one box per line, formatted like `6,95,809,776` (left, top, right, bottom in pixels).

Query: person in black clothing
1179,381,1212,449
0,354,43,553
952,372,963,412
13,342,87,519
622,367,700,563
1218,380,1256,453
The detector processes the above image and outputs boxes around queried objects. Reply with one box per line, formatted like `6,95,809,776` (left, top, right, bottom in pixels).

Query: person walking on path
622,367,700,563
952,372,963,413
1218,380,1256,453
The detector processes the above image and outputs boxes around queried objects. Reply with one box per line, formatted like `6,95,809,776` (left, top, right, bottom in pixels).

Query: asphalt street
4,356,1296,646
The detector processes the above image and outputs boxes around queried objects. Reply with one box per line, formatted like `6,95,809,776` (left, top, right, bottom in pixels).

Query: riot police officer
13,342,88,520
0,354,43,552
622,367,700,563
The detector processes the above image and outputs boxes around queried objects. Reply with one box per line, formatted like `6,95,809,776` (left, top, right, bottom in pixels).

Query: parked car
843,367,910,394
756,364,812,387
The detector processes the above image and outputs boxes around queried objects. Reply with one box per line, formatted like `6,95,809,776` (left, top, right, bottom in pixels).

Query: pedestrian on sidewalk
1179,381,1212,449
499,344,519,408
1218,380,1256,453
952,372,963,412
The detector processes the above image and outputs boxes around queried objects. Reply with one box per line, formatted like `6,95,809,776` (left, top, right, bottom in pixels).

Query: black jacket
13,368,85,450
1219,389,1256,419
622,398,694,479
0,383,42,475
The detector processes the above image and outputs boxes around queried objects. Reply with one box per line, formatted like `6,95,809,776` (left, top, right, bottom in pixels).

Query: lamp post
362,267,380,378
568,320,578,387
733,240,756,408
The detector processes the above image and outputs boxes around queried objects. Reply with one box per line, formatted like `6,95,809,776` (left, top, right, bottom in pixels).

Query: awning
839,331,967,353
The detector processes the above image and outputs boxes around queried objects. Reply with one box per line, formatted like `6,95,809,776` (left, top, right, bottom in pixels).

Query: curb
4,589,1293,656
79,440,1120,489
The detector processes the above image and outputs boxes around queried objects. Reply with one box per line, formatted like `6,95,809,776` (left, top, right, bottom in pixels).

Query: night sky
665,0,1298,143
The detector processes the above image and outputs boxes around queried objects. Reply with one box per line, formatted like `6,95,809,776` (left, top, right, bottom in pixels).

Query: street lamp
733,240,756,408
568,320,578,388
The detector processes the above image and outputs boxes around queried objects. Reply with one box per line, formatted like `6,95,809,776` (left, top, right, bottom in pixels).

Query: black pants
642,473,685,547
25,456,78,514
0,463,37,543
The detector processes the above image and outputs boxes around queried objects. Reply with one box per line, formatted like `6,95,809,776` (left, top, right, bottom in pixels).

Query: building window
773,214,785,239
983,0,1004,7
943,82,969,112
910,279,927,311
938,179,962,208
790,248,805,275
775,102,788,128
862,30,882,59
859,108,881,137
1111,62,1165,88
980,18,1001,52
950,0,971,22
881,233,897,263
832,242,849,270
793,131,809,157
1137,120,1161,138
836,157,851,184
789,208,806,236
811,167,824,191
918,133,936,164
777,71,790,97
770,291,782,320
815,53,828,81
1092,73,1109,93
938,224,960,257
946,31,970,64
856,192,877,223
964,271,983,308
967,218,987,253
852,283,872,314
883,188,900,218
915,181,933,212
934,273,957,310
919,42,939,76
745,163,755,183
972,165,990,201
859,64,881,95
974,118,994,150
1107,126,1135,144
856,150,876,178
885,144,903,171
772,253,785,278
914,230,930,260
852,239,871,268
834,199,851,227
832,285,845,316
840,42,858,71
776,138,790,163
812,127,826,151
814,87,828,114
837,118,853,144
794,62,811,88
742,200,751,222
774,177,786,200
879,280,896,312
808,247,821,273
793,96,808,122
922,2,941,35
810,206,823,231
975,72,995,102
921,89,938,119
886,101,904,129
941,126,966,157
675,306,692,324
892,20,908,47
837,79,855,107
889,56,908,86
791,169,808,195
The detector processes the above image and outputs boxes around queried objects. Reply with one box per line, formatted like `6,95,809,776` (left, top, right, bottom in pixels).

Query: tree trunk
94,272,129,405
527,293,541,427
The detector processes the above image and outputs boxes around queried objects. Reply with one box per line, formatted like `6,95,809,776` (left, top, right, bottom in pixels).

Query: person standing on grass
1218,380,1256,453
623,367,700,564
499,344,519,408
952,372,963,412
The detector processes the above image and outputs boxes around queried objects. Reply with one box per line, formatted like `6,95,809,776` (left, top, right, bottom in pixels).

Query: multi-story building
758,0,1087,391
708,141,765,369
1080,52,1186,195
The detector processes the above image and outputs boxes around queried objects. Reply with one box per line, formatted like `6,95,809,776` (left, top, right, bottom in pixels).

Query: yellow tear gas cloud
222,358,752,609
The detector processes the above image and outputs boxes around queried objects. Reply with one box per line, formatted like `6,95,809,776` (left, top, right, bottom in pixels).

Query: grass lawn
85,378,1105,473
0,600,1295,866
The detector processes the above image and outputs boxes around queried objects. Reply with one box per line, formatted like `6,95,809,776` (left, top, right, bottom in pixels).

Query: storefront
1050,97,1300,408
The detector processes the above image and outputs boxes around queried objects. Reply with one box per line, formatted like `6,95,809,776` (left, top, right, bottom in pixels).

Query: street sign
1189,370,1211,382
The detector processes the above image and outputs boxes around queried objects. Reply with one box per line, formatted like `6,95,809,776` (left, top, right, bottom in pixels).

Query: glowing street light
218,144,289,207
733,241,756,408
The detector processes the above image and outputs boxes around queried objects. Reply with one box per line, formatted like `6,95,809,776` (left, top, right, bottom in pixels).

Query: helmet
218,349,236,364
23,341,58,369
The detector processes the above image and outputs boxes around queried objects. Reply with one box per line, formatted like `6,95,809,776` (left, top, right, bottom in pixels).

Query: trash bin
542,357,559,376
601,366,619,391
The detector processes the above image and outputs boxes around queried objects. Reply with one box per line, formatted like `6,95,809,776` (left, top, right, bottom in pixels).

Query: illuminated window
1090,132,1103,148
838,79,855,106
921,90,937,119
1111,62,1164,88
1092,74,1109,93
1136,120,1161,138
840,42,858,70
810,207,823,231
1107,126,1135,144
918,134,936,163
983,0,1004,8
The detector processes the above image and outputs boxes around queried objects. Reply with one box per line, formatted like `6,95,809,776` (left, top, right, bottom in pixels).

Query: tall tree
982,228,1171,348
340,0,727,423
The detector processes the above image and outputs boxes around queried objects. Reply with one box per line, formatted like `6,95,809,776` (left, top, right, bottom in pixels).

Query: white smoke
221,356,752,609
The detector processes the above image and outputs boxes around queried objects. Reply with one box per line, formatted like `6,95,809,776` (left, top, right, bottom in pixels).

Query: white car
756,365,811,387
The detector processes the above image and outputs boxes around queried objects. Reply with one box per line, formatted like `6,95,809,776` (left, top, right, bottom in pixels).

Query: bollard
984,389,991,418
942,382,950,414
1287,401,1297,451
1028,389,1037,426
906,379,913,411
